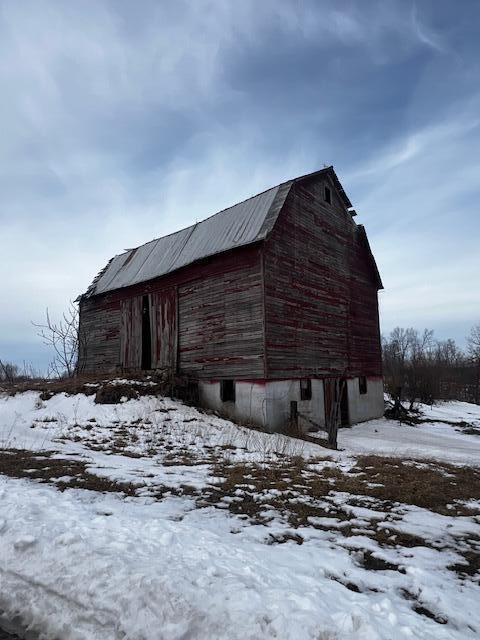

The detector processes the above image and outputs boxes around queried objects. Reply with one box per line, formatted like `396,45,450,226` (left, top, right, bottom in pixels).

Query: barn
78,166,384,432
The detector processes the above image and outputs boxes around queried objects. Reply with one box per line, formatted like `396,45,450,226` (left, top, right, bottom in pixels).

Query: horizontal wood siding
78,297,121,373
79,245,265,379
263,175,382,379
178,249,264,379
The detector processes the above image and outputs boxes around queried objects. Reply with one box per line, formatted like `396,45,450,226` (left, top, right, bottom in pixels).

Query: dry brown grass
346,456,480,515
0,448,139,495
196,454,480,581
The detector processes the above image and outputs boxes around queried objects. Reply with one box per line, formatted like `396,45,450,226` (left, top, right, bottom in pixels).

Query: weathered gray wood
150,288,178,371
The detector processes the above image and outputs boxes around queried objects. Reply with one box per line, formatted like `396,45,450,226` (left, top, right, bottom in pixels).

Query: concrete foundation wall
199,376,384,432
265,380,325,433
198,381,267,427
199,379,325,432
346,376,384,424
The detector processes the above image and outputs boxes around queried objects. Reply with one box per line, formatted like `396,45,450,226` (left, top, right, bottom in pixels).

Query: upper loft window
300,379,312,401
359,376,367,395
324,185,332,204
221,379,235,403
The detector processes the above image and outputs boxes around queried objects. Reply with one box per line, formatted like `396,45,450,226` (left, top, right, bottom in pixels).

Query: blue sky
1,0,479,371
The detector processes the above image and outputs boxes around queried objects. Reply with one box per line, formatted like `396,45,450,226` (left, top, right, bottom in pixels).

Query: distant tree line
382,322,480,407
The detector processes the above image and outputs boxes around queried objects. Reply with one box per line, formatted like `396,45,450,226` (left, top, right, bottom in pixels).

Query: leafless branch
33,301,82,378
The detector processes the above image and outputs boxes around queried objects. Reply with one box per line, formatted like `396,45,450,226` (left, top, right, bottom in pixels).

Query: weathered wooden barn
78,167,383,431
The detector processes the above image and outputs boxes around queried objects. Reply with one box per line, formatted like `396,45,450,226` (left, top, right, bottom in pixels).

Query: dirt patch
94,383,140,404
267,532,304,545
0,448,139,495
448,544,480,579
401,590,448,625
357,550,405,573
204,454,480,528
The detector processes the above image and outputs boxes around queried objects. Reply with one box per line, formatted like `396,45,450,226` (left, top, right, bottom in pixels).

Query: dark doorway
338,379,349,426
141,295,152,370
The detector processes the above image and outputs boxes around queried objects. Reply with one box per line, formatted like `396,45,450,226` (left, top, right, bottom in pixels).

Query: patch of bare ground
0,448,140,494
343,455,480,516
447,543,480,579
203,454,480,521
400,589,448,625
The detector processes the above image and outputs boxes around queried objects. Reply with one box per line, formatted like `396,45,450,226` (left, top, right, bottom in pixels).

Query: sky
1,0,479,371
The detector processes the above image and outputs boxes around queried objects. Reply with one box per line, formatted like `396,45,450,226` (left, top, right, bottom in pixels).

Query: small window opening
300,379,312,401
324,185,331,204
359,376,367,395
221,379,235,403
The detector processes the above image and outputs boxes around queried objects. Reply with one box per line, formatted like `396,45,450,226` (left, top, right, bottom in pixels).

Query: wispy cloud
0,0,479,368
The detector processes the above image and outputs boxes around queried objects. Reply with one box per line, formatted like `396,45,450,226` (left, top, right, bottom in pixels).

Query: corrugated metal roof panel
91,184,283,296
86,166,353,297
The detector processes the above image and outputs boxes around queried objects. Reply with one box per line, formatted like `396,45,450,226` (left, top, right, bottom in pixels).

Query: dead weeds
348,455,480,515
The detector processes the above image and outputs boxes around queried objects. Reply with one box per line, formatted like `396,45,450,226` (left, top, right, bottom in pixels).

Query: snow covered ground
0,387,479,640
339,401,480,465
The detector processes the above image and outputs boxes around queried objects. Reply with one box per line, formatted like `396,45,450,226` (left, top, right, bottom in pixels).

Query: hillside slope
0,386,479,640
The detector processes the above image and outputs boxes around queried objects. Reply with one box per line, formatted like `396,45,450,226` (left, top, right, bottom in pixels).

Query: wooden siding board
150,288,178,370
263,177,382,379
120,296,142,369
78,298,121,373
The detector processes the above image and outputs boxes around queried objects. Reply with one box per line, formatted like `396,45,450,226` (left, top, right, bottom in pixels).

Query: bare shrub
0,360,20,384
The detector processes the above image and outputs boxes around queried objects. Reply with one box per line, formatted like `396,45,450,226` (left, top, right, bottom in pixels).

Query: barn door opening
141,295,152,370
324,378,349,428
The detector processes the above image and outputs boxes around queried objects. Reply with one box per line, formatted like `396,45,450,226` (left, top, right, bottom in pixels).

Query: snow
0,390,479,640
338,401,480,465
2,477,479,640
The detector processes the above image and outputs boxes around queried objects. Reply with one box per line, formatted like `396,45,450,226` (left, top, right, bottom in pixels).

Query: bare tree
467,322,480,404
382,325,480,408
383,327,438,412
467,323,480,360
405,329,435,409
33,302,81,378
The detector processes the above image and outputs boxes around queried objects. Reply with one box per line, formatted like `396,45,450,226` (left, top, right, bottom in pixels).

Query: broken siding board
120,296,142,369
150,288,178,371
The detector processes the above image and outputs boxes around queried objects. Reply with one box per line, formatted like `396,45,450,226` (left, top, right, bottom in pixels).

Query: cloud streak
0,0,479,369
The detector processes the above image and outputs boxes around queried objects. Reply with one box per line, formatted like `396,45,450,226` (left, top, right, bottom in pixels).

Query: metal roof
84,166,352,298
87,183,290,297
